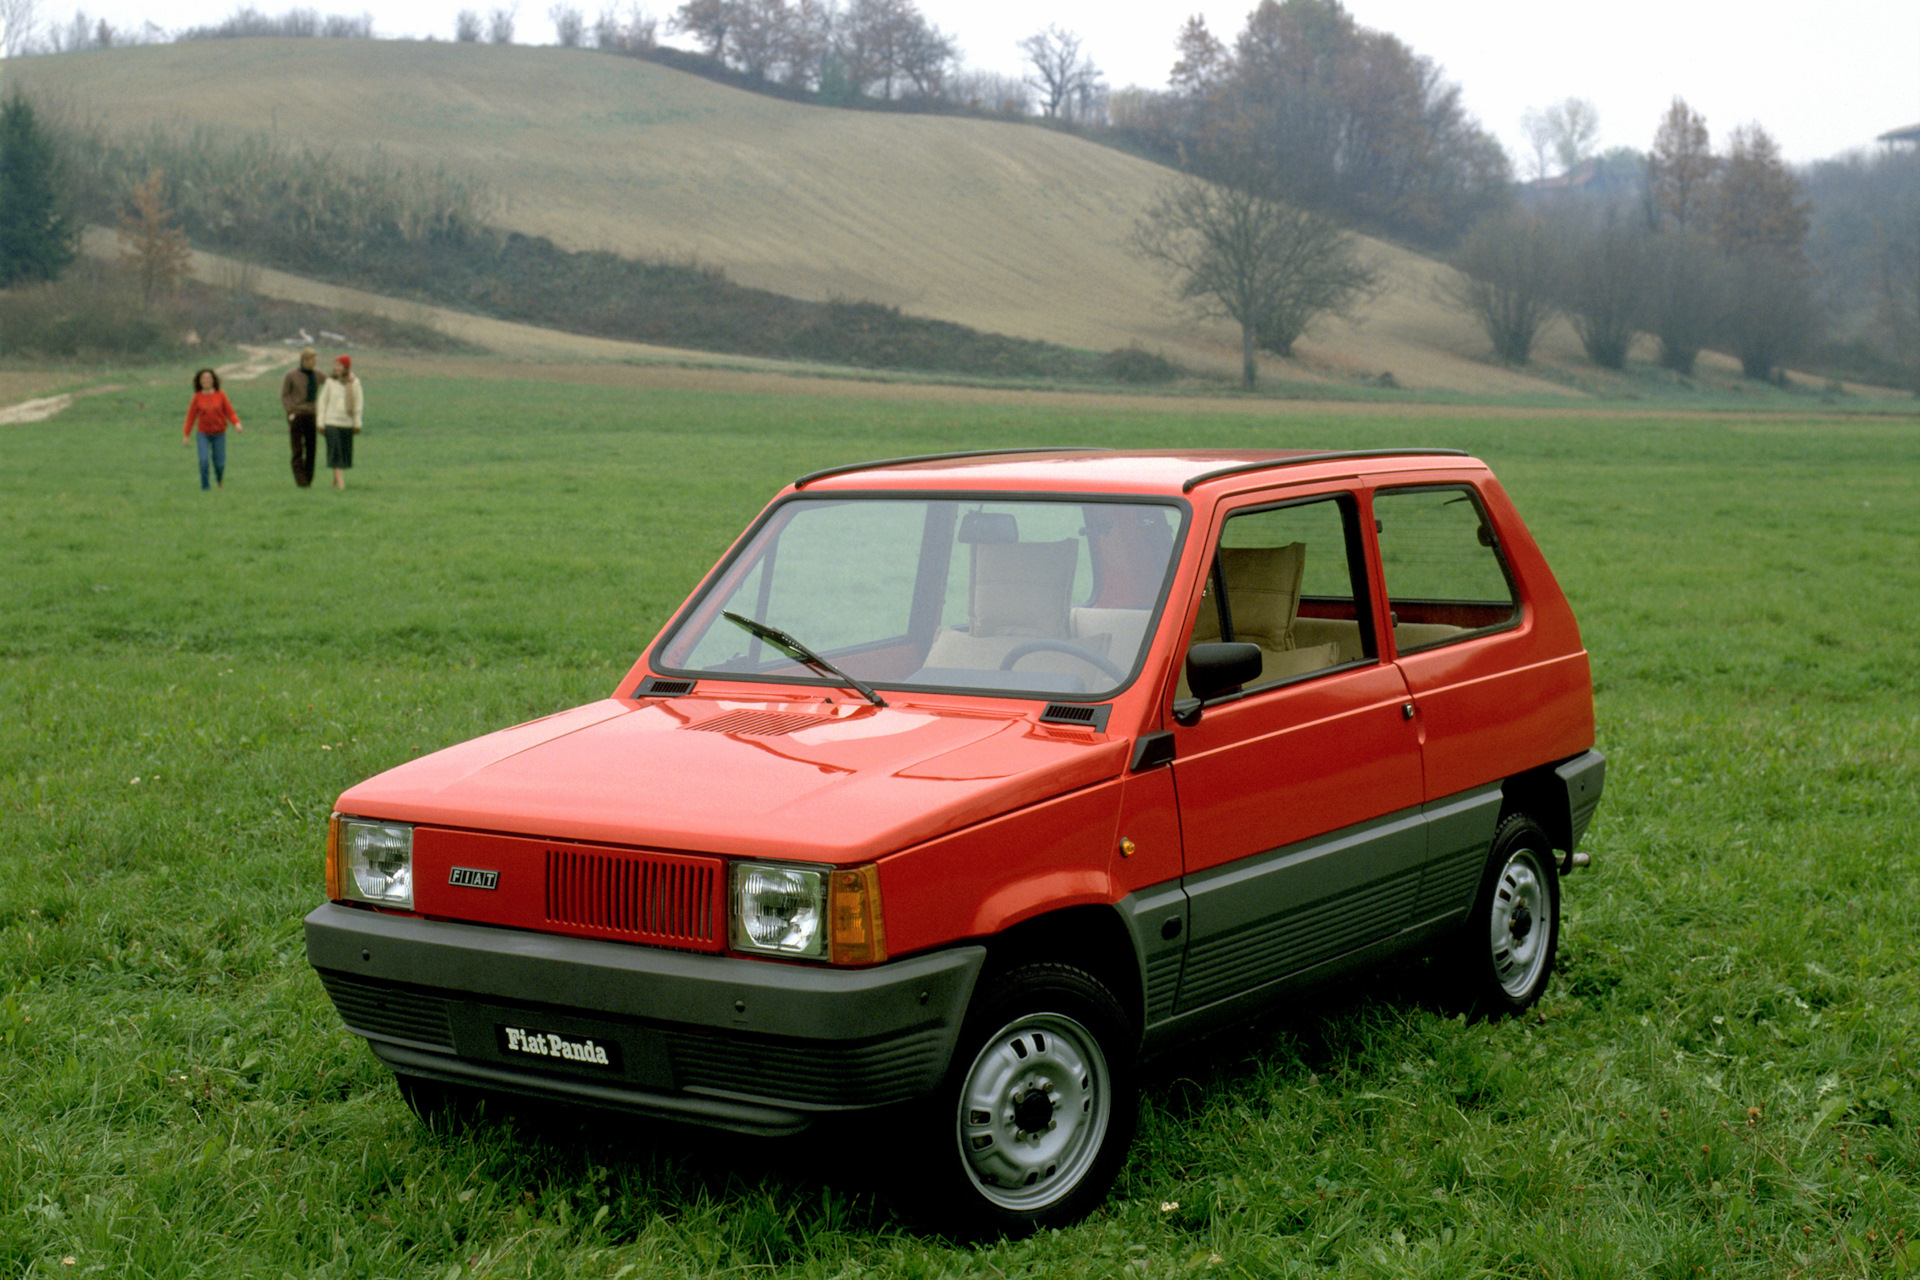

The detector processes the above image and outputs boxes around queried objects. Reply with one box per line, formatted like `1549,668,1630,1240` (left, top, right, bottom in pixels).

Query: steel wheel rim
1488,848,1551,998
956,1011,1110,1212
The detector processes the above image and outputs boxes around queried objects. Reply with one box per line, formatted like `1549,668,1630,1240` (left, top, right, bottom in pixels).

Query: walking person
182,367,243,490
315,354,363,491
280,347,321,487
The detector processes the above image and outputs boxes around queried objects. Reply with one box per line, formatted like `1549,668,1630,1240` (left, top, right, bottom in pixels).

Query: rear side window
1373,486,1519,652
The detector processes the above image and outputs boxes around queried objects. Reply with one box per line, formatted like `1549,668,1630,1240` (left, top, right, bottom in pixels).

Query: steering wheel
998,639,1127,683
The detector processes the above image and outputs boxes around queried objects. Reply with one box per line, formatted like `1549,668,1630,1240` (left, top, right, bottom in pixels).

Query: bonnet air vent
636,677,695,698
687,710,831,736
1040,703,1110,732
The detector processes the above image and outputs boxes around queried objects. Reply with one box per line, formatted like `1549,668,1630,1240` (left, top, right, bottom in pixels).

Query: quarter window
1373,486,1519,652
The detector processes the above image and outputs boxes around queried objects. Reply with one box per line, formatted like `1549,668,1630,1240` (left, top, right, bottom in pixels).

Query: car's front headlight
730,861,886,964
330,815,414,909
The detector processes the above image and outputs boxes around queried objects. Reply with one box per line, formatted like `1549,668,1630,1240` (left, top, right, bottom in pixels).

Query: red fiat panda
306,448,1603,1234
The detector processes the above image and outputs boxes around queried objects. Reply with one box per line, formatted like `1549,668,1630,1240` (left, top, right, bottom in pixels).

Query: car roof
791,447,1479,498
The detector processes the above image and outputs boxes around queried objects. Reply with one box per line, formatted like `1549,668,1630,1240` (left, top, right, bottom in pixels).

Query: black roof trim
1180,449,1471,494
794,447,1110,489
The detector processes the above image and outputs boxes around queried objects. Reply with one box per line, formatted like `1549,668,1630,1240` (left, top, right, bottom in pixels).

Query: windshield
654,495,1185,699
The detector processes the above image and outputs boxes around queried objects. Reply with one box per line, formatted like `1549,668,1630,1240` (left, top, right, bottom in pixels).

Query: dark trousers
289,412,318,487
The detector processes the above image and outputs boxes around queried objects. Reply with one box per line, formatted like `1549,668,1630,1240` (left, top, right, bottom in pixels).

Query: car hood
334,695,1129,862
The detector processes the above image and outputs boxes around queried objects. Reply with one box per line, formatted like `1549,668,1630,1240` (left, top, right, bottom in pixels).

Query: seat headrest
973,540,1077,638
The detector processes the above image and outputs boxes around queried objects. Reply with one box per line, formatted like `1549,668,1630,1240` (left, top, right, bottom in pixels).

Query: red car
306,447,1603,1234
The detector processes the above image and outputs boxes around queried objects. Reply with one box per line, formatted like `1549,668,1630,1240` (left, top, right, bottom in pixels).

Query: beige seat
922,539,1080,671
1182,543,1339,694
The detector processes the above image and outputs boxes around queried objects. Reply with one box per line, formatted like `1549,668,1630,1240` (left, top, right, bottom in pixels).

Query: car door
1166,488,1427,1015
1372,479,1592,924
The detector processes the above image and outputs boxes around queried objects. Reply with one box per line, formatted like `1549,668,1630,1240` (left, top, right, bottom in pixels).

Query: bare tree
1644,228,1725,375
454,8,482,39
1649,97,1713,229
1168,14,1225,98
832,0,942,100
1133,177,1379,389
549,3,584,44
1709,123,1814,380
894,8,953,98
1520,107,1554,183
319,12,373,37
1713,123,1809,260
1020,25,1100,120
592,3,653,51
1442,210,1561,364
1546,97,1600,175
668,0,724,53
949,67,1030,114
1723,248,1818,381
1882,198,1920,394
487,5,517,42
118,169,193,304
1557,213,1647,369
0,0,38,57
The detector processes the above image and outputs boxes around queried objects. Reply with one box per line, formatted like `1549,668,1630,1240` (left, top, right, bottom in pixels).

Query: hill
0,39,1806,396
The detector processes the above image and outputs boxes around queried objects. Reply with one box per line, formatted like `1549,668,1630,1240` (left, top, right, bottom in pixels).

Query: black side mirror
1174,642,1263,725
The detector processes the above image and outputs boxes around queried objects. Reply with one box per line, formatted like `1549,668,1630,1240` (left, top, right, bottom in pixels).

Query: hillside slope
20,39,1588,394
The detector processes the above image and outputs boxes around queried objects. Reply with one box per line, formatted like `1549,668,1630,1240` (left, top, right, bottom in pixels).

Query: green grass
4,356,1919,1277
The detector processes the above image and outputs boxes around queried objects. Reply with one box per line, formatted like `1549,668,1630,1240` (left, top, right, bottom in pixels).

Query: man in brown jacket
280,347,321,488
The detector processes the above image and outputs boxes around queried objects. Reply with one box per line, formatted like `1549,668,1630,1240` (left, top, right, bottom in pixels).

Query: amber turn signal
828,864,887,965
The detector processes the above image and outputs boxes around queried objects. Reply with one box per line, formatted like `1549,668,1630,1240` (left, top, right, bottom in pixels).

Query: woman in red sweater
183,367,244,490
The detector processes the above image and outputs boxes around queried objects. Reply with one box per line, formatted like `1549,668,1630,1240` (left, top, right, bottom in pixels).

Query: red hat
335,354,352,371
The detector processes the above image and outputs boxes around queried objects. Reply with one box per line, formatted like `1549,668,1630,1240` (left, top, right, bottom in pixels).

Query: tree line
1444,101,1862,387
7,0,1915,391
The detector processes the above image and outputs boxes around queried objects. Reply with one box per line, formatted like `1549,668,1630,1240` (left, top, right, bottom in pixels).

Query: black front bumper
305,902,986,1135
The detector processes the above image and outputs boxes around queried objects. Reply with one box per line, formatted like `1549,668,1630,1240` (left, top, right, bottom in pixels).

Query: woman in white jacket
315,355,364,491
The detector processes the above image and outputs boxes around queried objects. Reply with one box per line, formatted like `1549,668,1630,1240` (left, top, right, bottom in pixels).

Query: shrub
1557,216,1647,371
1443,211,1561,365
1099,345,1181,384
0,261,179,360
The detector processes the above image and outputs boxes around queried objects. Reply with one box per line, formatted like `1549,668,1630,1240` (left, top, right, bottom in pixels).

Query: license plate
495,1023,624,1071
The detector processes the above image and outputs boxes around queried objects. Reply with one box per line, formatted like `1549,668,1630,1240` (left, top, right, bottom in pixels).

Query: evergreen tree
0,91,76,287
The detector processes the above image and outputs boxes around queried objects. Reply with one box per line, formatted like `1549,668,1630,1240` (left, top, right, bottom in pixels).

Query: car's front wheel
1447,813,1561,1017
394,1072,492,1132
916,963,1138,1237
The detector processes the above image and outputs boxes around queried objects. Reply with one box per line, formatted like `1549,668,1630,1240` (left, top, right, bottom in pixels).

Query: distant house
1878,123,1920,148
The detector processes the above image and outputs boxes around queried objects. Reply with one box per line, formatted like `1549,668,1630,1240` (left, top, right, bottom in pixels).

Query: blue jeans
195,431,228,489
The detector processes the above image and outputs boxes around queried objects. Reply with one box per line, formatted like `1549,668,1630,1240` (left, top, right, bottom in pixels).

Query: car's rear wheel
1447,814,1560,1017
916,963,1137,1237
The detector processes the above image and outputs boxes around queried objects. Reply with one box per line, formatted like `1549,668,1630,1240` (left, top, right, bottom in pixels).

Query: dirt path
0,343,280,426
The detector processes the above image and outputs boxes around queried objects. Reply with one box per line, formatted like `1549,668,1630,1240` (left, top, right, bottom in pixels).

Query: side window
1373,486,1519,653
1188,494,1374,690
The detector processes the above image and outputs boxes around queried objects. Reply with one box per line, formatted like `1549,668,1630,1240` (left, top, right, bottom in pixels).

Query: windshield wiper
722,612,887,708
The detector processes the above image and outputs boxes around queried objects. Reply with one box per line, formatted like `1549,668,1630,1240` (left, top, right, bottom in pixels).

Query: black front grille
317,972,455,1048
663,1027,948,1107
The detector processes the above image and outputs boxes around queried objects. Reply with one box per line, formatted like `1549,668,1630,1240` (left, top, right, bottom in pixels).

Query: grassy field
3,356,1918,1278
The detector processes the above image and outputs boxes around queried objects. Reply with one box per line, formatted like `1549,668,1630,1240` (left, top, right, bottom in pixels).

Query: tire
394,1072,491,1133
1447,814,1560,1018
916,963,1138,1238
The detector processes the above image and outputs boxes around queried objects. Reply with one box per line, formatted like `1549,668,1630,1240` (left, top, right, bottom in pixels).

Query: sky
24,0,1920,166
